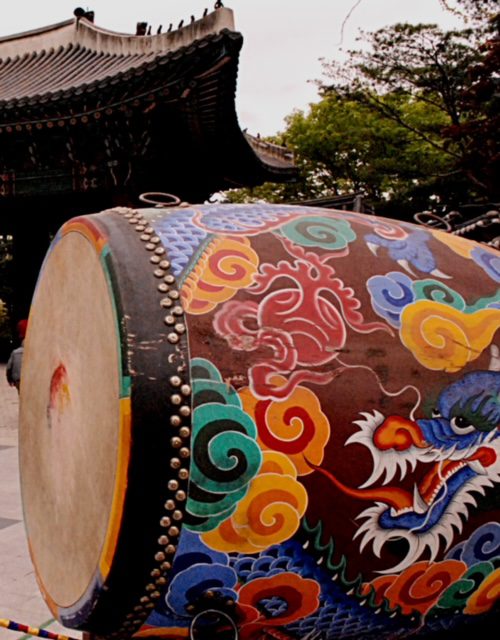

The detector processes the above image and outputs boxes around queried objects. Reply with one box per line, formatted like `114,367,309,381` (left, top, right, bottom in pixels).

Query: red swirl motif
240,378,330,475
238,572,320,640
364,560,467,615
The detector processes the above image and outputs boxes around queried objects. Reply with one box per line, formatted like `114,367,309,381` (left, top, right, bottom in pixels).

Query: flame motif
182,236,259,315
202,451,307,553
400,301,500,371
239,377,330,475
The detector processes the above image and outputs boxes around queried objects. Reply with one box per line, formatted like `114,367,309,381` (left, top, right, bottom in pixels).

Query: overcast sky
0,1,464,136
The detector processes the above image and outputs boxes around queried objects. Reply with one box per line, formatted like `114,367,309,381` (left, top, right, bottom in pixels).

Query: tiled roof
0,8,296,194
0,8,236,108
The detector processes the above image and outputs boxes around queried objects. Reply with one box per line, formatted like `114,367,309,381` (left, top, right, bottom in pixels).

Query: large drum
19,203,500,639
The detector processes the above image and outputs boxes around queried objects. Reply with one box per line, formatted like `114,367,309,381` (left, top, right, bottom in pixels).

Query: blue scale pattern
147,209,208,277
229,542,410,640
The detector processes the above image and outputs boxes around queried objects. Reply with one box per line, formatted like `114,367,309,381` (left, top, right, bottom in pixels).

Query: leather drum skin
19,204,500,639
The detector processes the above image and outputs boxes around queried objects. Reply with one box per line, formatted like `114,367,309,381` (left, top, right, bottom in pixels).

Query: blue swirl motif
367,272,500,326
366,271,415,327
471,246,500,283
185,358,262,533
143,531,237,627
446,521,500,566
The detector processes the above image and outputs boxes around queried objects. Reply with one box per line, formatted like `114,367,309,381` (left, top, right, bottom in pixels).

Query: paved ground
0,365,81,640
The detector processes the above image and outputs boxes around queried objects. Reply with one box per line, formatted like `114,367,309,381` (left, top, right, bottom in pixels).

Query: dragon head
341,370,500,573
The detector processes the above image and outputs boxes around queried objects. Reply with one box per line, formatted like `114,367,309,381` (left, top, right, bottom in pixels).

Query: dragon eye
450,416,476,435
431,408,441,418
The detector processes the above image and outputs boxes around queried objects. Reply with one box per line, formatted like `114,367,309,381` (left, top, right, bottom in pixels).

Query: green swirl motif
414,279,465,310
280,216,356,250
185,358,262,533
429,561,495,616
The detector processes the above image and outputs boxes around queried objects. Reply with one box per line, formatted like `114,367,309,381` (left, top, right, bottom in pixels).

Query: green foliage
226,0,498,216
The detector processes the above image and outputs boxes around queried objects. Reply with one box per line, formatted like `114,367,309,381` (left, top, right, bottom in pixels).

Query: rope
0,618,79,640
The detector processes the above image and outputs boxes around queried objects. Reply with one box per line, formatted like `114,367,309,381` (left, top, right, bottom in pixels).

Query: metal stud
170,457,181,469
168,290,180,300
175,490,186,502
179,406,191,417
161,297,173,308
168,526,180,537
155,247,166,255
159,260,171,269
150,591,161,599
145,584,156,592
150,237,161,244
180,384,191,396
172,305,183,316
164,275,175,284
170,375,181,387
145,227,154,234
165,544,176,555
140,596,150,604
173,509,183,520
168,480,179,491
180,447,190,458
178,469,189,480
170,415,182,427
135,225,146,232
158,283,169,293
171,394,182,405
140,234,151,242
145,602,155,609
168,333,179,344
158,535,169,545
164,315,175,325
171,436,182,448
146,243,156,251
124,213,134,219
179,426,190,438
165,499,175,510
129,218,139,224
175,323,186,334
161,561,172,571
155,551,166,562
156,576,167,586
160,516,171,527
150,255,161,264
154,269,165,278
151,568,161,578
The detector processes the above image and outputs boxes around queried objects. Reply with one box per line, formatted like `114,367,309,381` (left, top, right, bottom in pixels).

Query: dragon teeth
413,483,429,514
468,459,487,475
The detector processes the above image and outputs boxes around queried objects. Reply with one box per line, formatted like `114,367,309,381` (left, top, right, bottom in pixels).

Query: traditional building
0,5,296,318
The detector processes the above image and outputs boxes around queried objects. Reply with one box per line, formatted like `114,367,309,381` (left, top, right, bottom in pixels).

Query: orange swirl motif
464,568,500,615
239,377,330,475
182,236,259,315
364,560,467,615
400,301,500,372
202,451,307,553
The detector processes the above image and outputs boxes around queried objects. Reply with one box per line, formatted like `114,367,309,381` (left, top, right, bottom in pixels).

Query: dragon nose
374,415,428,451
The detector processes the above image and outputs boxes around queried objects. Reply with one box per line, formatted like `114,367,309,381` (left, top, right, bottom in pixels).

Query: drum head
19,213,191,634
20,228,122,608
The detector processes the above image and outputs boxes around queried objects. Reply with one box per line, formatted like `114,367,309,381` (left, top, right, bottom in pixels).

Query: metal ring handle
413,211,452,231
189,609,238,640
139,192,182,208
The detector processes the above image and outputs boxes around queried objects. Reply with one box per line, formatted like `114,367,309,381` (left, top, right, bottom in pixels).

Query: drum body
19,204,500,639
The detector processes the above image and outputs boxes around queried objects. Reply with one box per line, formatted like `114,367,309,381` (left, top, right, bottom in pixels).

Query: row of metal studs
109,206,192,638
